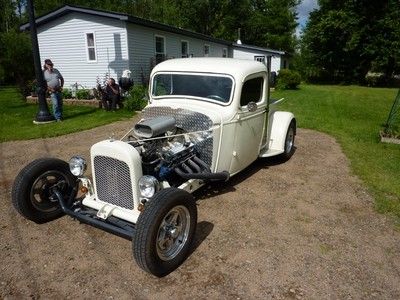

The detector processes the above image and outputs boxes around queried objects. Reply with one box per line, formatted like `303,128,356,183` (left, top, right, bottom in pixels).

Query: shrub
276,69,301,90
62,88,72,99
124,85,148,111
76,89,91,100
365,72,386,87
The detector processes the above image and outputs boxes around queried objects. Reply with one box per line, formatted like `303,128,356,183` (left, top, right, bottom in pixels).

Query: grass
0,86,134,142
273,84,400,220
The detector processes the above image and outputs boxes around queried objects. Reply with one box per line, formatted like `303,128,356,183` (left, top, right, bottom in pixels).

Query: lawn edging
26,96,101,108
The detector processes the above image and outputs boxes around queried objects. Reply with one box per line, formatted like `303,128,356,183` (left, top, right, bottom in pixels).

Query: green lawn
273,84,400,220
0,86,134,142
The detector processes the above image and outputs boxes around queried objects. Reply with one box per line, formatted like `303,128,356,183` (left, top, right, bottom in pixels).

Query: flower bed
26,96,102,108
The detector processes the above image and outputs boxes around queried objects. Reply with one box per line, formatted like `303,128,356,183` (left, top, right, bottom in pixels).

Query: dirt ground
1,117,400,299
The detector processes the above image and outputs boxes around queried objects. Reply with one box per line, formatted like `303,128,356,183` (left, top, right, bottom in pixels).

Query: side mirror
247,101,258,112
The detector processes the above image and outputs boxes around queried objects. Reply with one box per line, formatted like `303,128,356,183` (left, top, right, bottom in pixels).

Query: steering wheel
206,95,225,101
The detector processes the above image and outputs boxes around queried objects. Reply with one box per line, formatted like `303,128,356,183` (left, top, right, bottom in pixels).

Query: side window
155,35,165,63
86,33,97,61
240,77,264,106
181,40,189,58
204,44,210,57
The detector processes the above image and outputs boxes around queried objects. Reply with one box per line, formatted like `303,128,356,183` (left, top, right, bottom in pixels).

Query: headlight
69,156,87,176
138,176,159,198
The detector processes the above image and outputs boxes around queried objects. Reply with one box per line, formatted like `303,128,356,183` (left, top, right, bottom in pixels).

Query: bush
76,89,91,100
124,85,148,111
365,72,386,87
62,88,72,99
276,69,301,90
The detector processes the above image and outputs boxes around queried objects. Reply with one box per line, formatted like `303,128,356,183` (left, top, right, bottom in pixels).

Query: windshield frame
150,71,236,106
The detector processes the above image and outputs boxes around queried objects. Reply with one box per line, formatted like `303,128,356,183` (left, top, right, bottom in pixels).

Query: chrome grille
93,156,134,210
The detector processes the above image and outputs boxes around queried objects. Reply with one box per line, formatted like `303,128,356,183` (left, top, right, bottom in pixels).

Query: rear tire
12,158,77,223
281,119,296,160
133,188,197,277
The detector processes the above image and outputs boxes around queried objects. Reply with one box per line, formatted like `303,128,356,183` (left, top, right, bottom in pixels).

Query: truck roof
151,58,268,81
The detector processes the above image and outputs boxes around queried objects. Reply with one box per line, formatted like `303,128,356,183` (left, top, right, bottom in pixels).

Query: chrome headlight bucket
138,175,159,198
69,156,87,177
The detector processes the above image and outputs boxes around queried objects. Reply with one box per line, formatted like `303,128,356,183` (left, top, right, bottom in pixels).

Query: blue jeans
50,92,63,120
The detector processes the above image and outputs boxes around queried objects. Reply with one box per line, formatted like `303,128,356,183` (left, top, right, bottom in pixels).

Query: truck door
229,73,267,174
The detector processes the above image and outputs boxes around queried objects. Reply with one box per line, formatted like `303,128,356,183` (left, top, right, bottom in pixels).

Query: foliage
301,0,400,84
0,29,34,89
124,85,148,112
273,84,400,220
75,89,91,100
0,86,133,142
61,88,72,99
365,72,387,87
276,69,301,90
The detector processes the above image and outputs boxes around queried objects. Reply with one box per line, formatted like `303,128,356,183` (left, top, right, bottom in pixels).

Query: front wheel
12,158,77,223
133,188,197,277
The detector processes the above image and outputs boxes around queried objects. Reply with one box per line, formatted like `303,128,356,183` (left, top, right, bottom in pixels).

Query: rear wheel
133,188,197,277
12,158,77,223
282,120,296,160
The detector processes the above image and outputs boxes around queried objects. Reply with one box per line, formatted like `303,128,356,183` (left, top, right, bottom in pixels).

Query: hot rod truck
12,58,296,277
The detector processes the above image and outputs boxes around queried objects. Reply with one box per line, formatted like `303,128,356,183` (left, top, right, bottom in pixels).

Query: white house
21,5,287,89
232,43,286,74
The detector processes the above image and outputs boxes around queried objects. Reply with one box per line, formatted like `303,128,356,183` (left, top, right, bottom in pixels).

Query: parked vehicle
12,58,296,277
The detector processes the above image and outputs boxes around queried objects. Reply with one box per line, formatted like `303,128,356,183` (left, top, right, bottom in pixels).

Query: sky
296,0,319,36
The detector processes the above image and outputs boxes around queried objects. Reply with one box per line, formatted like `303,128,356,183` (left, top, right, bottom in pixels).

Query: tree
243,0,299,52
301,0,400,84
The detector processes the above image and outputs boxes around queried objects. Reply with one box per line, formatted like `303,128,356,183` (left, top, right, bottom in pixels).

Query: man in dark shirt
102,78,121,111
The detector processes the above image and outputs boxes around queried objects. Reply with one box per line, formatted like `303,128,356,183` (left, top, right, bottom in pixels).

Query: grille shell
93,155,134,210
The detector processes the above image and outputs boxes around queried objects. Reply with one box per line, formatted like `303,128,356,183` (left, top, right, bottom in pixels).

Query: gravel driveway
1,118,399,299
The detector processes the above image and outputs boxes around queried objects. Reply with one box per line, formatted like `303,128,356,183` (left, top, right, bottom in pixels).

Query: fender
260,111,296,157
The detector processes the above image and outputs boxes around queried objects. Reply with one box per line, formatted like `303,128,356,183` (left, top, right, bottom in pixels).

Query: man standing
43,59,64,121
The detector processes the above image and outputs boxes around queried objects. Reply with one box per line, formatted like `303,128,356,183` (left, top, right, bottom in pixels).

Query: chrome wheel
30,170,69,212
156,205,191,261
285,126,295,154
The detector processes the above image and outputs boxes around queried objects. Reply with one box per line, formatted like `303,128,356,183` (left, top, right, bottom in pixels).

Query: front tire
133,188,197,277
12,158,77,223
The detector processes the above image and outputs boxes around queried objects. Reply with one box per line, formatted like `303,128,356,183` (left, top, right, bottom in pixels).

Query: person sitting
101,78,122,111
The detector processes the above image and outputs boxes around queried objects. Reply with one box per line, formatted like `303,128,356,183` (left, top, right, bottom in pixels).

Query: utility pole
27,0,55,124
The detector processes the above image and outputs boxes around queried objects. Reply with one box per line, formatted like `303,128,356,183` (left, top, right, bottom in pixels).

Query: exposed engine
128,116,224,185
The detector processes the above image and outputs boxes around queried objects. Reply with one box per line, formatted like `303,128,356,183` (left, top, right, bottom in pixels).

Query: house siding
232,48,282,73
126,23,228,84
34,8,284,89
38,12,129,89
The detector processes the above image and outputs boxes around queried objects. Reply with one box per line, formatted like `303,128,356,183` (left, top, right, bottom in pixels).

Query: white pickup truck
12,58,296,277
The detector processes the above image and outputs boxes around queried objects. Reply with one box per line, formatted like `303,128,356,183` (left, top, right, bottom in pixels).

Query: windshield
152,73,234,103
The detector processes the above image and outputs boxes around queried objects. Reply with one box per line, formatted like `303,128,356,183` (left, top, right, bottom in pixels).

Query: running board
258,148,284,158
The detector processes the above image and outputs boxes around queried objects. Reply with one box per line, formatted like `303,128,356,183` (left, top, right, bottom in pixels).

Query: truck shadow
186,154,295,260
188,221,214,257
194,153,295,201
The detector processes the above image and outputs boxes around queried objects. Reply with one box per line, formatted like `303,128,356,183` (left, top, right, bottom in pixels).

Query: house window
86,33,97,61
204,44,210,57
181,40,189,57
222,48,227,57
240,77,264,106
254,56,265,62
155,35,165,63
